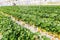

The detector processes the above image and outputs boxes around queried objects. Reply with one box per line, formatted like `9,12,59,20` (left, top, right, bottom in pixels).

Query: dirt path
0,11,59,40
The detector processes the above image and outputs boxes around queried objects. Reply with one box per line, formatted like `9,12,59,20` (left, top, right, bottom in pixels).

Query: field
0,6,60,40
0,6,60,34
0,6,51,40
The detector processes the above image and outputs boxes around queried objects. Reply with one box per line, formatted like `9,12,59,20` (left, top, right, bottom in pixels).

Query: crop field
0,7,50,40
0,6,60,33
0,6,60,40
